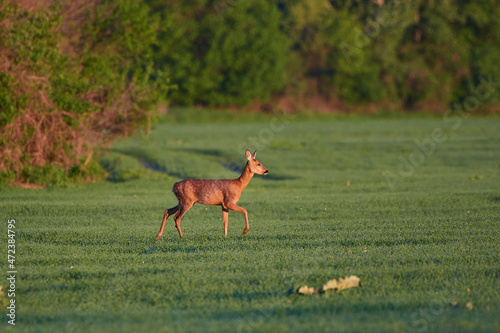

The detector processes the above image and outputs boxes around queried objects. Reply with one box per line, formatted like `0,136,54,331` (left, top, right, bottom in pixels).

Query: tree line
150,0,500,111
1,0,499,185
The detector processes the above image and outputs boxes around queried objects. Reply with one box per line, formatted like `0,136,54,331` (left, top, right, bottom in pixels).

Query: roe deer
155,149,268,239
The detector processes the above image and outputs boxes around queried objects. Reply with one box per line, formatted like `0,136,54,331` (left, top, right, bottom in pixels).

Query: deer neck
237,163,254,190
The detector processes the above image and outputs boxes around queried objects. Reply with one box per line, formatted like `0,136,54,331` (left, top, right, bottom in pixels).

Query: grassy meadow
1,110,499,332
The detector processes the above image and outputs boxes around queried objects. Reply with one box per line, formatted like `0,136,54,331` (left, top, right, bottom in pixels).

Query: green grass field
1,110,499,332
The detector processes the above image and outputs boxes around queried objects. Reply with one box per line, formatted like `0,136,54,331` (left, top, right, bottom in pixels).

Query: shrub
0,0,171,186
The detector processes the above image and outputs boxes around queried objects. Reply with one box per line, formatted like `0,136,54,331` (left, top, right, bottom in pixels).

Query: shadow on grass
170,147,236,161
111,147,166,173
105,146,297,182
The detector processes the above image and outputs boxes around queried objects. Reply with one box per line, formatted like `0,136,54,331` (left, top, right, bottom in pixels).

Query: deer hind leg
226,203,249,235
222,208,229,238
156,205,180,239
156,205,179,239
173,203,193,238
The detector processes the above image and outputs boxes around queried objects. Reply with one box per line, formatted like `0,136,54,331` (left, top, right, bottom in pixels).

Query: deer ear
252,150,257,159
245,149,252,160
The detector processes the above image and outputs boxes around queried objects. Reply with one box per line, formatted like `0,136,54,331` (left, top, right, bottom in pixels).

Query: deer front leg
222,208,229,237
226,203,249,235
174,203,193,238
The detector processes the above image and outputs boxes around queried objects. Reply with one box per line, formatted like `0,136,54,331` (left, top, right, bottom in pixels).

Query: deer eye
257,163,261,166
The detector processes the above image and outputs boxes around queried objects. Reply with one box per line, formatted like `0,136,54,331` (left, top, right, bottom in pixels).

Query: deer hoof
155,234,162,240
242,228,249,235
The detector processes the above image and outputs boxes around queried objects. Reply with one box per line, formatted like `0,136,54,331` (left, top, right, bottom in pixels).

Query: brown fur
155,149,268,238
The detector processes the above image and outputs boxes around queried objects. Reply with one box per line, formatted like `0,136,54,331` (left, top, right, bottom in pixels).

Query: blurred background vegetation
1,0,499,186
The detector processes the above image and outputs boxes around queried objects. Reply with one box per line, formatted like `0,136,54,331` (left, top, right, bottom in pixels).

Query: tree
149,0,289,106
0,0,170,186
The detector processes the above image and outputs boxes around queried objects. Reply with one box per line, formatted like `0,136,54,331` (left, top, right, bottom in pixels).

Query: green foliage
0,116,498,331
82,0,169,109
50,72,93,115
149,0,289,105
0,0,171,187
278,0,500,110
206,1,289,105
2,0,500,187
0,72,18,126
14,161,107,187
463,3,500,104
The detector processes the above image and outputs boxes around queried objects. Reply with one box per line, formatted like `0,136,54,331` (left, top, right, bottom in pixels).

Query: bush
0,0,171,187
149,0,289,106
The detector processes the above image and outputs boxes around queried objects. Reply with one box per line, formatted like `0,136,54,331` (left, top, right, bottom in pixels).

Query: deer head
245,149,269,175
